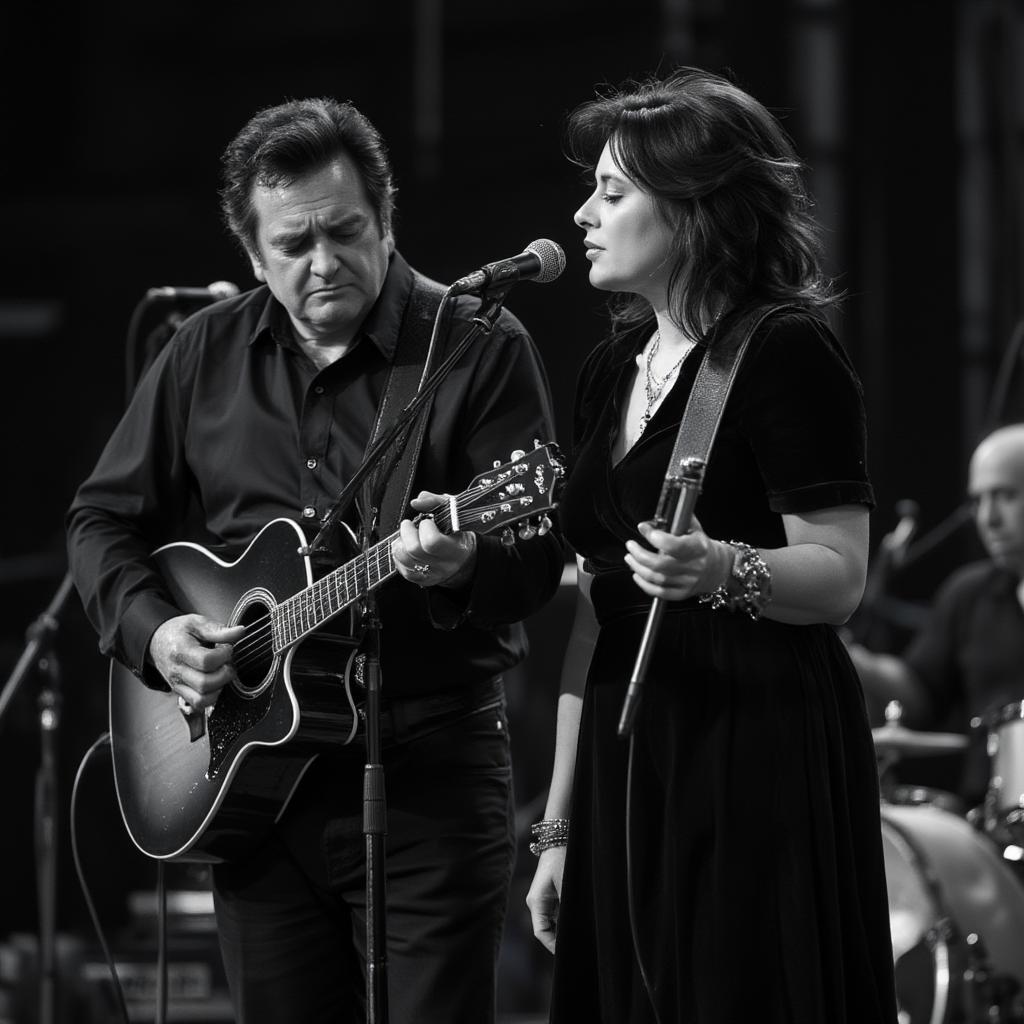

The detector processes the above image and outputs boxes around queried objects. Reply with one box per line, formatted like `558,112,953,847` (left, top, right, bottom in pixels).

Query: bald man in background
849,424,1024,806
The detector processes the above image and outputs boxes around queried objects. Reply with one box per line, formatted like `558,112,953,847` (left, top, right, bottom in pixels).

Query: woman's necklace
638,331,691,435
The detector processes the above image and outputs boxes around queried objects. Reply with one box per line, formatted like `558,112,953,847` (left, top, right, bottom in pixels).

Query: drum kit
876,700,1024,1024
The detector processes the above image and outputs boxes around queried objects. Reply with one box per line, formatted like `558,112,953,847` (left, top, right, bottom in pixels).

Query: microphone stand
0,571,77,1024
360,593,388,1023
304,285,513,1024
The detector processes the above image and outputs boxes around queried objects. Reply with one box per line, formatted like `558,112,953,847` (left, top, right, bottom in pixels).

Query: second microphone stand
0,571,77,1024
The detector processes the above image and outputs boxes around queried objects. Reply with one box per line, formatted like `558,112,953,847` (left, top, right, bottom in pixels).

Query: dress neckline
608,341,701,470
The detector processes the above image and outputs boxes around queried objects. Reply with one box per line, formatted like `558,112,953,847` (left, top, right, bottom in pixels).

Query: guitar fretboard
271,533,398,651
262,444,559,654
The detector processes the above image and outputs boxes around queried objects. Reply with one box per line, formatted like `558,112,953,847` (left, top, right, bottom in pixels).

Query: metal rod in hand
618,458,706,738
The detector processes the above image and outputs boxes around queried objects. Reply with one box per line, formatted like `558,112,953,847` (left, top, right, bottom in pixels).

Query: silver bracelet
699,540,772,621
529,818,570,856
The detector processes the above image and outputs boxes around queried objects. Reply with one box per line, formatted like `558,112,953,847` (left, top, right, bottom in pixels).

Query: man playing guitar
67,96,563,1024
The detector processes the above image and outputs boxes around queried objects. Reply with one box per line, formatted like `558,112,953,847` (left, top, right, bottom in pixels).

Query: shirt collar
359,251,411,361
248,251,412,363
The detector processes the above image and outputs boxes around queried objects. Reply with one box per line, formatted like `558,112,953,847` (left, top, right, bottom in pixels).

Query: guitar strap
310,271,453,563
668,303,795,473
358,273,452,540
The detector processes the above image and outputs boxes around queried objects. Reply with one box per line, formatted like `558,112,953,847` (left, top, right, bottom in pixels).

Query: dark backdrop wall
0,0,1020,1013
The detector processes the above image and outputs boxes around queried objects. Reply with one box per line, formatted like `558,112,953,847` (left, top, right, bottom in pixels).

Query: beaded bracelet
529,818,570,856
699,540,772,621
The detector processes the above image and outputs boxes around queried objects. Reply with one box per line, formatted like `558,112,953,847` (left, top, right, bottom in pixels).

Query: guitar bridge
177,696,208,743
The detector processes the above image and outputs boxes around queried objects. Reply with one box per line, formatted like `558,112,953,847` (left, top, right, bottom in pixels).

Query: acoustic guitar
109,442,564,862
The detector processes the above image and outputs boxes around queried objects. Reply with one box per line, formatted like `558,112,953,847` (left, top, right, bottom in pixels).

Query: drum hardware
875,702,970,818
961,932,1024,1024
873,701,969,759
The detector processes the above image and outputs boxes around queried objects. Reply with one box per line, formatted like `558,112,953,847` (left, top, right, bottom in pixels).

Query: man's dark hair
220,97,396,258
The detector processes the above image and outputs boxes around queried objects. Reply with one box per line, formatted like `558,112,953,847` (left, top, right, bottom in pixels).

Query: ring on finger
412,563,430,575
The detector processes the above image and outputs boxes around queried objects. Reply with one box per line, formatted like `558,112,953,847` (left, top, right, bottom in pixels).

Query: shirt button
306,458,318,470
302,506,317,519
314,385,325,395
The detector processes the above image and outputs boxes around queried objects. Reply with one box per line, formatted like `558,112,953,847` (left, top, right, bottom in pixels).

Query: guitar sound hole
232,598,277,697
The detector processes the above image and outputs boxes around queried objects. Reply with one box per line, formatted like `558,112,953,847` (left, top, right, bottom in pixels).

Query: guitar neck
267,444,561,652
271,530,400,651
270,492,469,650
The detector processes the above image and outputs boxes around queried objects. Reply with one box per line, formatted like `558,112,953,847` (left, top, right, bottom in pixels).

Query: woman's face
573,141,676,305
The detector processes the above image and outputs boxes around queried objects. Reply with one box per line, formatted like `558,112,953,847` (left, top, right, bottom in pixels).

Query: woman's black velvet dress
550,310,898,1024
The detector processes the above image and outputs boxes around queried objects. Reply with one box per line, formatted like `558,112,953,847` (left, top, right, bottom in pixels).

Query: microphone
883,499,920,569
146,281,240,302
449,240,565,296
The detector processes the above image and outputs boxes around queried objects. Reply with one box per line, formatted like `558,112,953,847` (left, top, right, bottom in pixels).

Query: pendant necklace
638,331,690,436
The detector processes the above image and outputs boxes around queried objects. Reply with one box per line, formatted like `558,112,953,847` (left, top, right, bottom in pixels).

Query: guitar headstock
451,440,565,540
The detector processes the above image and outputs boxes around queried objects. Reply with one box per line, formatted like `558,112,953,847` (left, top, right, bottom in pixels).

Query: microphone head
208,280,241,299
894,499,920,520
525,239,566,284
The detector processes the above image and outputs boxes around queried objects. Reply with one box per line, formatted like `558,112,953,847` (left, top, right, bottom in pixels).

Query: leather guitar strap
308,273,452,562
358,273,452,540
668,304,793,473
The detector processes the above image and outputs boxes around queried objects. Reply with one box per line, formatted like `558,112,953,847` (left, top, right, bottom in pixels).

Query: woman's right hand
526,846,567,954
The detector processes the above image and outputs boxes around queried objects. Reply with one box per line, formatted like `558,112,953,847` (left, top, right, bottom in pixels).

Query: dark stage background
0,0,1022,1020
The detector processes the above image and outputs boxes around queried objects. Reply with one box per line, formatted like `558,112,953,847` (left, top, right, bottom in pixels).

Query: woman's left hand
624,517,733,601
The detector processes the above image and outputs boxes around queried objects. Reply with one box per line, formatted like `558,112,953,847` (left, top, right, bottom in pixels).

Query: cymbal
872,722,968,757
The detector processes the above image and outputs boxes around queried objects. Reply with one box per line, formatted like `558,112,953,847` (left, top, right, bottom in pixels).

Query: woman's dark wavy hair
220,97,396,259
567,68,837,339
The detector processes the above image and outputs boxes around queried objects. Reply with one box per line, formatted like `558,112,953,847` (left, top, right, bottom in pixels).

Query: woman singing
526,69,897,1023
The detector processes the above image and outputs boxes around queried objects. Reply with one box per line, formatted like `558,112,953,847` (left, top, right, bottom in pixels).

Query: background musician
849,423,1024,808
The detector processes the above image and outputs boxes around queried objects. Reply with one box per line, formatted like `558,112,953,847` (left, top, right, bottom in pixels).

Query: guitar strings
228,498,524,675
229,482,497,673
228,454,550,675
227,494,519,676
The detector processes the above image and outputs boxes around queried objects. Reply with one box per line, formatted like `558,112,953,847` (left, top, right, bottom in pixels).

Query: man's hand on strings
149,614,246,712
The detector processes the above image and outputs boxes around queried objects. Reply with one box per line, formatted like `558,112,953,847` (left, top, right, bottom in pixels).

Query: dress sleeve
738,313,874,514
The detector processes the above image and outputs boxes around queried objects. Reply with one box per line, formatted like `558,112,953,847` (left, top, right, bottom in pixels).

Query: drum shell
987,703,1024,843
881,803,1024,1021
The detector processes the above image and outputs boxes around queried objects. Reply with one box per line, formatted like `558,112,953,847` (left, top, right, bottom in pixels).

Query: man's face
968,433,1024,575
247,152,393,344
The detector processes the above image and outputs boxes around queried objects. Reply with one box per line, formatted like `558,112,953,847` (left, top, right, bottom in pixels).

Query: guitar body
109,519,359,863
107,443,566,864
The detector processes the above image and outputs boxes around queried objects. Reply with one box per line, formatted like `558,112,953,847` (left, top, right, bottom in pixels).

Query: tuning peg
510,449,526,461
518,521,537,540
493,460,502,468
501,527,516,547
537,515,553,536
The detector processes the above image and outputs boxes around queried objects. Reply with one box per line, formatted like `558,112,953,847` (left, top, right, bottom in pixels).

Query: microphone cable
70,733,131,1024
71,733,171,1024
